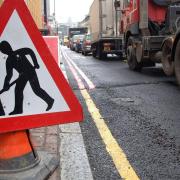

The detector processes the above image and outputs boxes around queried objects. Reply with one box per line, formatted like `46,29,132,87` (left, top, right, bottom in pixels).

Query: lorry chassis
91,37,124,59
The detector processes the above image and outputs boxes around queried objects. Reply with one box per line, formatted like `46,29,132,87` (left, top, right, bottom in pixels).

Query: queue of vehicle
65,0,180,86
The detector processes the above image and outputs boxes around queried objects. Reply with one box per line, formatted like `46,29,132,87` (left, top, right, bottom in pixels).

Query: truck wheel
127,38,142,71
161,39,174,76
174,39,180,86
97,48,103,60
92,50,96,58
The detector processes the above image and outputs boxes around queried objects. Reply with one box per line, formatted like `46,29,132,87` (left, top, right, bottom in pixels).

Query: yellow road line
63,48,139,179
81,89,140,180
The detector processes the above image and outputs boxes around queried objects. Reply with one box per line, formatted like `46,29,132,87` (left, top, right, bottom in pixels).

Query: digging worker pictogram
0,41,54,115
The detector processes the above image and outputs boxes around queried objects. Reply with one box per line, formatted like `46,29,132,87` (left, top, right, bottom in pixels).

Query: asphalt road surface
60,46,180,180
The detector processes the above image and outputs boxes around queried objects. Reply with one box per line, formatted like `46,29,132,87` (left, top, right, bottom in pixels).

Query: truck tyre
92,50,96,58
127,37,142,71
161,39,174,76
97,47,103,60
84,51,87,56
174,39,180,86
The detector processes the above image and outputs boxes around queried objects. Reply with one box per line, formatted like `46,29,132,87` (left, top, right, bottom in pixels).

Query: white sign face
0,10,70,117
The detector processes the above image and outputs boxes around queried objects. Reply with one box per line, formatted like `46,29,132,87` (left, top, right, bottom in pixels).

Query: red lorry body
119,0,180,85
120,0,167,33
148,1,166,22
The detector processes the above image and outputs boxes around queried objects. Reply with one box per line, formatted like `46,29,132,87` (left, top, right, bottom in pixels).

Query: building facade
25,0,43,29
79,15,90,34
0,0,3,6
0,0,44,29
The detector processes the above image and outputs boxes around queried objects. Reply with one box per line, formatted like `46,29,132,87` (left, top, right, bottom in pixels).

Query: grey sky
50,0,94,23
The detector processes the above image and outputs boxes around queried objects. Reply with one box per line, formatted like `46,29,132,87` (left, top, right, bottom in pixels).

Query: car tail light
85,40,91,45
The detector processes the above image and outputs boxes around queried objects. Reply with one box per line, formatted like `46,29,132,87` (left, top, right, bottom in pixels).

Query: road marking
65,56,85,90
59,51,94,180
60,63,68,82
62,49,95,89
63,48,140,180
81,90,140,180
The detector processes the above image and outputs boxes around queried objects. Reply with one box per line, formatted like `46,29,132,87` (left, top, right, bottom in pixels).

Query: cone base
0,151,59,180
0,152,39,172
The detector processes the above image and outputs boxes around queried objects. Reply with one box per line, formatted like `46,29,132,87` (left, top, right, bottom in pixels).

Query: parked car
72,34,85,52
82,34,92,56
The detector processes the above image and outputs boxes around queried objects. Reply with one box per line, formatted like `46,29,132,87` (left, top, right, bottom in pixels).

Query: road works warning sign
0,0,83,133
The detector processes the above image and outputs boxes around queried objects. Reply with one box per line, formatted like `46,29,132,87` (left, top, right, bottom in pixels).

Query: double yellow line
81,90,139,180
63,49,140,180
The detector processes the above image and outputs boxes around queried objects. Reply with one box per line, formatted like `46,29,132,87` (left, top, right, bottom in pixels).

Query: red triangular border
0,0,83,133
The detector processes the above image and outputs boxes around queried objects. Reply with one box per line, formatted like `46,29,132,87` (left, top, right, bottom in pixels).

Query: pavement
30,123,94,180
30,126,60,180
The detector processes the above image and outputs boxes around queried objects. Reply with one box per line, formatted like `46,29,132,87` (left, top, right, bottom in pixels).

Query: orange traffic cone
0,130,39,171
0,130,59,179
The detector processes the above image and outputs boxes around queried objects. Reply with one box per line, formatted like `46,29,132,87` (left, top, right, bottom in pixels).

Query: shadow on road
95,55,125,62
141,67,167,77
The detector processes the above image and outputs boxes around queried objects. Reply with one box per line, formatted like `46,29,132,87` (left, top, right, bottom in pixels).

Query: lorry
68,27,88,50
89,0,124,59
118,0,180,84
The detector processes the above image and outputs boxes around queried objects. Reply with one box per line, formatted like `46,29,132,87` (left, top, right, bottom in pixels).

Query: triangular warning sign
0,0,83,133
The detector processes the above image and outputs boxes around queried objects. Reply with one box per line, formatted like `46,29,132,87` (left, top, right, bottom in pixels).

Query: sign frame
0,0,83,133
